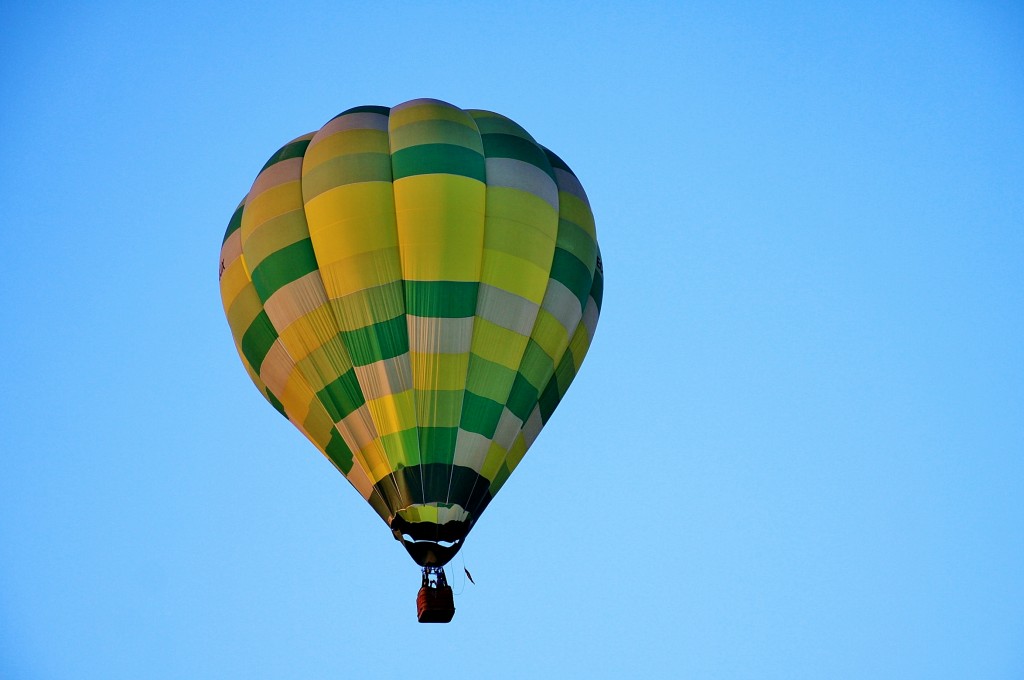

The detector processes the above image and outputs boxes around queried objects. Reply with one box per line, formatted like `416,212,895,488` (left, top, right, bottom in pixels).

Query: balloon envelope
219,99,603,566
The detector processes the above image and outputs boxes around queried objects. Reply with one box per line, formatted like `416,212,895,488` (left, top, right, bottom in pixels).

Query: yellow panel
558,191,597,237
505,433,528,472
389,102,478,130
568,325,591,369
241,182,303,238
260,343,319,427
303,128,390,170
276,305,335,360
294,339,353,392
302,397,337,447
318,250,403,299
382,429,416,470
365,390,417,436
479,440,507,481
397,504,470,525
410,351,470,391
358,440,398,484
219,259,251,310
241,210,310,269
394,175,484,282
329,287,404,331
469,319,529,369
226,286,265,339
278,365,317,425
482,213,557,272
479,250,549,303
248,159,302,206
531,308,570,363
485,187,559,242
397,504,436,524
344,432,395,497
305,182,398,262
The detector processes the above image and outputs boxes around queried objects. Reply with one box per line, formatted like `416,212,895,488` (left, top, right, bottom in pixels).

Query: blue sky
2,2,1022,678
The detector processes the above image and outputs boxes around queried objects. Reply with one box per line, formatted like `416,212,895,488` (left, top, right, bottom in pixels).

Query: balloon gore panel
219,99,601,566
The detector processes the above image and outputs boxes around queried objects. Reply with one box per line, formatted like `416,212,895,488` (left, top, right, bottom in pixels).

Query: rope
452,551,466,595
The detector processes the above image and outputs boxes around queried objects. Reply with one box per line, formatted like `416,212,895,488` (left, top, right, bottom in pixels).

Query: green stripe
266,388,287,417
223,202,244,244
538,352,576,422
341,315,409,366
374,463,492,509
538,373,563,422
418,427,457,465
405,280,478,318
261,139,310,171
518,338,554,389
481,133,556,181
469,113,533,139
391,144,486,182
507,336,559,421
324,428,354,473
489,463,512,495
240,310,277,371
556,218,598,267
379,428,418,468
590,254,604,310
543,147,571,173
317,369,365,422
251,238,319,301
459,390,504,437
506,371,540,422
549,248,594,309
415,389,464,427
339,105,390,116
465,357,517,402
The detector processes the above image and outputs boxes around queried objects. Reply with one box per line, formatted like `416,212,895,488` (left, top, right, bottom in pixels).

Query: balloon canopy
219,98,603,566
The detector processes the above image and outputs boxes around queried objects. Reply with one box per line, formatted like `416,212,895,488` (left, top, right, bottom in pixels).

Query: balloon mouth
390,513,471,567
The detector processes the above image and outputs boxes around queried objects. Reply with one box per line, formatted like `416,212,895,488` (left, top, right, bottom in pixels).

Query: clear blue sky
2,2,1022,678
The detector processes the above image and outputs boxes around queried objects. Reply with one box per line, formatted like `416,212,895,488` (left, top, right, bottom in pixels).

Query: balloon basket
417,567,455,623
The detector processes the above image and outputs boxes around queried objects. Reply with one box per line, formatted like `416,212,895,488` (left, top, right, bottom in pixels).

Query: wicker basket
417,585,456,623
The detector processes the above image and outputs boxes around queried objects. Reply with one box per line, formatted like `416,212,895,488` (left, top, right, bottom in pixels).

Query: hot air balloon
218,98,603,622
